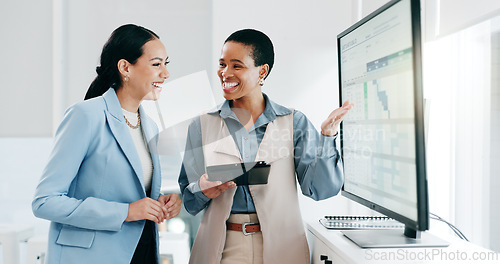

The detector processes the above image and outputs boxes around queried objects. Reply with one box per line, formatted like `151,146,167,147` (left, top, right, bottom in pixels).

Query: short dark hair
224,29,274,79
84,24,159,100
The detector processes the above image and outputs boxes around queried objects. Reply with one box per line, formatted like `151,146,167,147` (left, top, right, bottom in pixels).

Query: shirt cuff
188,181,211,203
319,134,338,157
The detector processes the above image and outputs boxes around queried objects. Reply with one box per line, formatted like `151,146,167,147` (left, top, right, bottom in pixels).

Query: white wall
0,0,53,136
439,0,500,36
361,0,392,16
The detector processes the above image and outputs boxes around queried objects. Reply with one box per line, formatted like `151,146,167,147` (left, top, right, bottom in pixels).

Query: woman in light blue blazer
32,24,181,264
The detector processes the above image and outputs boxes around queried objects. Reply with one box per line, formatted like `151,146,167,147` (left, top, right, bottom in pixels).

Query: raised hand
320,101,354,137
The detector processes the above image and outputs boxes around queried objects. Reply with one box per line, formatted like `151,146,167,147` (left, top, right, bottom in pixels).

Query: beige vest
188,112,310,264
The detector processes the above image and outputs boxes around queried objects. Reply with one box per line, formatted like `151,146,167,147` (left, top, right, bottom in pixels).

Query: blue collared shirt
178,93,343,215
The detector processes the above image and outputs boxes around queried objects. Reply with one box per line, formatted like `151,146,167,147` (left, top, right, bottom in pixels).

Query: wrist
321,130,338,137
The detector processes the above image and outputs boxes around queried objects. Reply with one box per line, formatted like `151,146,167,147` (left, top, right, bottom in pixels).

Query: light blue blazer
32,88,162,264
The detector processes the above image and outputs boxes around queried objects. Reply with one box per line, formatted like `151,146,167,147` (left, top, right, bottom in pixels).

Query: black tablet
206,161,270,185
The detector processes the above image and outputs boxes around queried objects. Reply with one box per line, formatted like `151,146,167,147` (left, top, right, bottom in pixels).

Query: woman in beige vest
178,29,353,264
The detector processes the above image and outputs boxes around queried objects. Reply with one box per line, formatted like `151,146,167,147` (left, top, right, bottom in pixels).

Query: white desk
306,220,499,264
0,224,34,264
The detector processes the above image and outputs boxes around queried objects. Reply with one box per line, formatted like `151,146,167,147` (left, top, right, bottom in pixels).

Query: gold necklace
124,111,140,129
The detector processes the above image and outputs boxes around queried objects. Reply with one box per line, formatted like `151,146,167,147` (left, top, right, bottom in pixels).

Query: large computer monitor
338,0,447,248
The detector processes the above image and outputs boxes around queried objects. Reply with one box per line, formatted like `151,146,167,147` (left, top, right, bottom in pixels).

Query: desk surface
306,220,499,264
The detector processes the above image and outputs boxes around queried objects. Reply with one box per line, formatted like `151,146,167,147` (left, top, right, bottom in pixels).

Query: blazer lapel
103,89,145,194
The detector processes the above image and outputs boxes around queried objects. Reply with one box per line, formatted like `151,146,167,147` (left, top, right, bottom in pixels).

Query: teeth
152,83,161,88
224,82,238,88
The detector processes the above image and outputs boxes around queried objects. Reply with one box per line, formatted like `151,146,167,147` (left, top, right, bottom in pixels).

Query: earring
259,78,265,86
124,76,129,82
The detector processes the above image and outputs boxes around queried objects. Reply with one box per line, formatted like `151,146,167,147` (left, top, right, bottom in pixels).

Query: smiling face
125,38,170,101
217,41,267,102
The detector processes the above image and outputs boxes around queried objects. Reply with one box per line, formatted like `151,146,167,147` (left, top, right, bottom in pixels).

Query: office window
423,14,500,251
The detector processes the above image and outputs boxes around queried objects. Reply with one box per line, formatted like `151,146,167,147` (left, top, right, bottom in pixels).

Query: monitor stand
342,228,450,248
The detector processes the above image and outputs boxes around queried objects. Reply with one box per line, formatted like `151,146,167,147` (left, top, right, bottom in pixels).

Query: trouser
130,220,157,264
221,214,263,264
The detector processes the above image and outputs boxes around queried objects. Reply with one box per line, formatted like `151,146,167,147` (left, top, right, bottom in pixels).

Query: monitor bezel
337,0,429,232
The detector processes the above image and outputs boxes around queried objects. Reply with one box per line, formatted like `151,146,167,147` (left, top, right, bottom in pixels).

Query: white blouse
122,108,153,193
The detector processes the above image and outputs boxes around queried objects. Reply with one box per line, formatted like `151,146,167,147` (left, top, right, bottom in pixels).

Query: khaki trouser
221,214,263,264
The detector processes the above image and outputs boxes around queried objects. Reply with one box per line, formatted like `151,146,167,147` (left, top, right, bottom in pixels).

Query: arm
179,166,211,216
294,102,353,200
178,117,235,215
178,117,212,215
32,104,130,231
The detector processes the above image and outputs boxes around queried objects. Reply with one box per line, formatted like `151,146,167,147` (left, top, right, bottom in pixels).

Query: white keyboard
320,216,405,230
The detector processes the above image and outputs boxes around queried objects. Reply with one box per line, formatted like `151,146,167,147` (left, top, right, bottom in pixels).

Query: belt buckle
242,222,258,236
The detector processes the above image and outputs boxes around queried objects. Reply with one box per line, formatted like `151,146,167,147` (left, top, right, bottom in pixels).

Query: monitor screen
337,0,446,247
